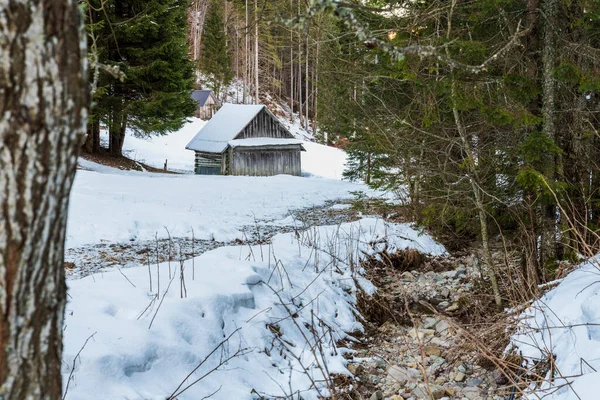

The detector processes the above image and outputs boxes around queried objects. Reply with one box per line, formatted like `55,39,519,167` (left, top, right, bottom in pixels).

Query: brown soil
80,149,180,174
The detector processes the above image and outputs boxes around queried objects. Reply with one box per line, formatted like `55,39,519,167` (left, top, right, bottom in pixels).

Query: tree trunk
305,32,309,130
449,77,503,307
289,0,294,120
109,108,127,157
539,0,559,268
0,1,88,398
254,0,259,103
84,117,101,154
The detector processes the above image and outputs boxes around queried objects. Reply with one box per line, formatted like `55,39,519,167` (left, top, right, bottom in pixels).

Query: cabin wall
229,147,301,176
236,109,294,140
194,151,222,175
196,104,216,120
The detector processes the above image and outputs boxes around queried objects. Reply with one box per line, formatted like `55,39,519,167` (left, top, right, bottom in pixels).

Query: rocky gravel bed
65,200,359,278
344,253,511,400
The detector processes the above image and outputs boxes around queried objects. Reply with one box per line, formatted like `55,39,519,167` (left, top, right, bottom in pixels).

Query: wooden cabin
185,104,305,176
191,90,218,120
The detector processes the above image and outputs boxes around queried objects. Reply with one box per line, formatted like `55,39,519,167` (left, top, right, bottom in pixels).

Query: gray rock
387,365,421,386
467,377,483,386
413,384,446,400
492,369,508,385
422,317,439,330
370,390,383,400
437,301,450,310
441,270,457,279
435,320,451,334
461,387,482,400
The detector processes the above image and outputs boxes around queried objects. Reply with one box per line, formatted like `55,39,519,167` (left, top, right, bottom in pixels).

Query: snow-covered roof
228,138,305,149
186,104,295,153
191,90,214,106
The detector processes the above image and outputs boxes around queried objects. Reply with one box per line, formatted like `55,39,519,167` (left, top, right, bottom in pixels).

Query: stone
461,387,482,400
401,271,415,280
446,303,460,312
434,376,447,385
492,369,508,385
387,365,421,386
437,301,450,310
467,377,483,386
422,317,439,330
435,320,451,335
444,387,456,396
441,270,457,279
370,390,383,400
423,344,443,357
347,363,364,375
453,371,466,382
408,328,435,339
440,287,451,298
413,384,446,400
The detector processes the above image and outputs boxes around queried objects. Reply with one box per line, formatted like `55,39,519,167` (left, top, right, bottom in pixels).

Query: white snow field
67,171,367,248
62,219,446,400
511,257,600,400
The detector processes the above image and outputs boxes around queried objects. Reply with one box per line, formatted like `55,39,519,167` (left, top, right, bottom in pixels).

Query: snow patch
511,257,600,399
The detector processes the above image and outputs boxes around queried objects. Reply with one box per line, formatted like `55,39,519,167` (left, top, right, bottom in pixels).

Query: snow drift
511,256,600,400
62,218,446,400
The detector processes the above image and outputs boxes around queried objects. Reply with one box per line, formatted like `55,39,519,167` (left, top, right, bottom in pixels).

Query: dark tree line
315,0,600,302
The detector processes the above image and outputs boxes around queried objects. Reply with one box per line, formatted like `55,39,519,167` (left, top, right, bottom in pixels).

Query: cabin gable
234,108,294,140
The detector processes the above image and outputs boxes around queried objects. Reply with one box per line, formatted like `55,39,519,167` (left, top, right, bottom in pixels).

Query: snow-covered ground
62,110,415,399
67,170,369,248
511,257,600,400
62,219,446,400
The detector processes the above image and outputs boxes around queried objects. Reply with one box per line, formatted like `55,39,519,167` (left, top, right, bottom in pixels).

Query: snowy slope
511,257,600,400
62,219,446,400
120,118,206,173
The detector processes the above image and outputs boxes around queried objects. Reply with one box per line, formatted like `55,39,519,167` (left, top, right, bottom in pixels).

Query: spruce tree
88,0,197,157
199,0,234,96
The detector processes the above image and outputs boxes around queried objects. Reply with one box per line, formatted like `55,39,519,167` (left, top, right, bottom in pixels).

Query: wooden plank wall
195,151,222,175
229,147,301,176
237,109,294,140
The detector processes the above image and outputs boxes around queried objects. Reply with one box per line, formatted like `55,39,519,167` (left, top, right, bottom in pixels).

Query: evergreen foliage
87,0,196,156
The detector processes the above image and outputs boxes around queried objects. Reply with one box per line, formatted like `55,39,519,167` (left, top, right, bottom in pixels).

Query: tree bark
109,108,127,157
254,0,259,103
539,0,559,268
0,1,88,398
84,117,101,154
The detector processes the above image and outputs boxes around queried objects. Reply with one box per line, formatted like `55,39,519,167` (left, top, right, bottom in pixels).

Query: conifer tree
199,0,234,96
88,0,197,157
